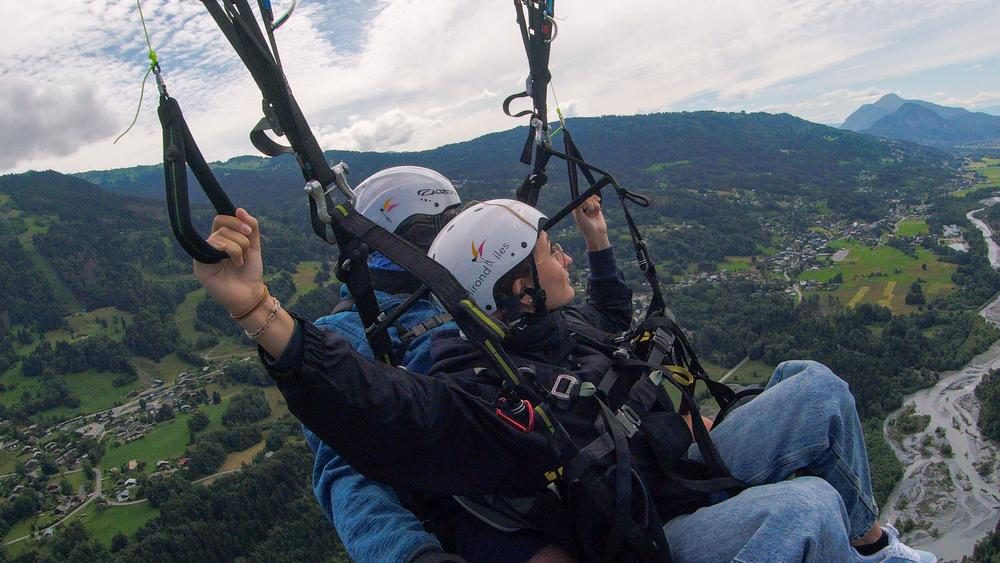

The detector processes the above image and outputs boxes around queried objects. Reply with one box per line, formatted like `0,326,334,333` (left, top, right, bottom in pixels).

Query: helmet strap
527,259,548,315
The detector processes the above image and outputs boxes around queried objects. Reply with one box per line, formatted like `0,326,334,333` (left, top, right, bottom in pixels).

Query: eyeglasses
537,242,565,265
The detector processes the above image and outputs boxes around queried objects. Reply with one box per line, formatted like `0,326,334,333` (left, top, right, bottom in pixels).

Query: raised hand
572,195,610,252
193,208,266,315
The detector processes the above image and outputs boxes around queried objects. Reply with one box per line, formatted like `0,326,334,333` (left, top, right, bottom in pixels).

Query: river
881,198,1000,562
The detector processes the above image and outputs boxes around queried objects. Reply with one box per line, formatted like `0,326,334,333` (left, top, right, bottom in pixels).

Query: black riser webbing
158,95,235,264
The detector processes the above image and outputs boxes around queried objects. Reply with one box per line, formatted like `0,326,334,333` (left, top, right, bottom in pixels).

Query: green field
134,354,198,387
288,261,321,306
100,417,192,473
646,160,691,173
98,383,288,474
32,371,143,424
718,256,753,272
3,514,49,545
99,397,233,473
0,450,17,474
954,158,1000,197
67,502,159,545
799,239,956,312
42,308,131,344
218,440,267,473
723,359,776,387
173,287,207,344
46,470,89,495
895,217,929,237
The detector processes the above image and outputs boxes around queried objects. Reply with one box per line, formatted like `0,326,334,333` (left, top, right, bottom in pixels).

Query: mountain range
841,94,1000,149
76,110,953,211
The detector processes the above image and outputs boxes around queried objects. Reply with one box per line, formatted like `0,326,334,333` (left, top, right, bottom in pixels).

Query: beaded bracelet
245,297,281,340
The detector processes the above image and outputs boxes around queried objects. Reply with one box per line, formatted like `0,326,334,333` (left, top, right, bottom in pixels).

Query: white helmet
428,199,546,313
354,166,461,249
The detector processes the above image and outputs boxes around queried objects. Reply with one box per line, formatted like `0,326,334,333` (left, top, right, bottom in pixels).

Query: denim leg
663,477,854,563
689,360,878,542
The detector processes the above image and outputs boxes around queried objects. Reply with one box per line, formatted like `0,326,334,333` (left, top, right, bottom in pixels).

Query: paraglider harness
451,2,765,560
150,1,760,560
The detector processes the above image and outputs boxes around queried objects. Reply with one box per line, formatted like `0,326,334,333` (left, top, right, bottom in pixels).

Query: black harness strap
335,240,396,365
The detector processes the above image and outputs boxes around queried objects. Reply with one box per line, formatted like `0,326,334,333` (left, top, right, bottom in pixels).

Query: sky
2,0,999,175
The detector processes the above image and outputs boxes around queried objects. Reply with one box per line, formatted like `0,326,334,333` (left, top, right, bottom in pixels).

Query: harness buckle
615,404,641,438
550,373,578,401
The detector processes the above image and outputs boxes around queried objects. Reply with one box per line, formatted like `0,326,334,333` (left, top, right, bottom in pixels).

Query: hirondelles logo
380,198,400,222
471,240,486,262
466,240,511,297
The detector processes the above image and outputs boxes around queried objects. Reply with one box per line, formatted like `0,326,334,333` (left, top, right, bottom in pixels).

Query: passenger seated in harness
194,200,936,563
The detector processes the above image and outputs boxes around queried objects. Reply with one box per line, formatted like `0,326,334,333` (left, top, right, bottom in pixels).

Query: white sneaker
857,524,937,563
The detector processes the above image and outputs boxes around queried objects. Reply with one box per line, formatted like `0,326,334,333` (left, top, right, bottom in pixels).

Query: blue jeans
662,360,879,563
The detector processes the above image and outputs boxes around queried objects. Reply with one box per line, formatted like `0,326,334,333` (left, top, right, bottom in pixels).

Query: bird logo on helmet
380,198,400,222
471,240,486,262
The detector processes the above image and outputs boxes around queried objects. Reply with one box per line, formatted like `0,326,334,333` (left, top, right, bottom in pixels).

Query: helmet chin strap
526,258,548,315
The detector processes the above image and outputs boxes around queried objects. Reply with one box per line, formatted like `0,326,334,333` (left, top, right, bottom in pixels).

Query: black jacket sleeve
262,314,556,496
579,246,633,332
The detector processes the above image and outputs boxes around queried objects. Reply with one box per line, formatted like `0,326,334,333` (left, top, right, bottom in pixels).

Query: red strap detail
496,399,535,433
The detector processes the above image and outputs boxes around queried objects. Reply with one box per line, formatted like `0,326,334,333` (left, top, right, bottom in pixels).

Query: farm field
98,383,288,474
35,308,132,347
68,502,159,545
218,440,267,473
99,417,192,473
798,238,957,313
895,217,929,237
718,256,754,272
0,449,17,474
0,368,138,424
53,371,143,418
173,287,206,343
289,260,321,305
724,359,776,387
134,354,199,387
954,157,1000,197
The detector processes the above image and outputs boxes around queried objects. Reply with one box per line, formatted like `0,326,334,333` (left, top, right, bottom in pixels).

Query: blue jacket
304,280,452,563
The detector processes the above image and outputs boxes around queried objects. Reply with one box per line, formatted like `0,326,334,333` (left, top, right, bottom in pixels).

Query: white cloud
317,108,440,151
934,91,1000,110
2,0,999,173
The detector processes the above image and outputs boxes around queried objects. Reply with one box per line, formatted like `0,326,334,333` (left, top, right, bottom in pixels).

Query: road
718,356,749,384
783,270,802,304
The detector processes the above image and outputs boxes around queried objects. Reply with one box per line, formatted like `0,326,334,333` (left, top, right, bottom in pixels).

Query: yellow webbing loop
663,364,695,386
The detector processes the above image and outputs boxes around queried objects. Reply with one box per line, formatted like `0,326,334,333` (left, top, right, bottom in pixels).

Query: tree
265,432,285,452
139,398,147,411
187,410,210,434
156,404,175,423
222,389,271,427
59,478,72,496
40,455,58,475
212,391,222,405
111,531,129,552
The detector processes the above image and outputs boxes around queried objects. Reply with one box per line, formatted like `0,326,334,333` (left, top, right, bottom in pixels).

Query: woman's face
531,230,575,310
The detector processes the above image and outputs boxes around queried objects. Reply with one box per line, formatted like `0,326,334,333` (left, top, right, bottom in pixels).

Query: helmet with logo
354,166,462,251
428,199,546,313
